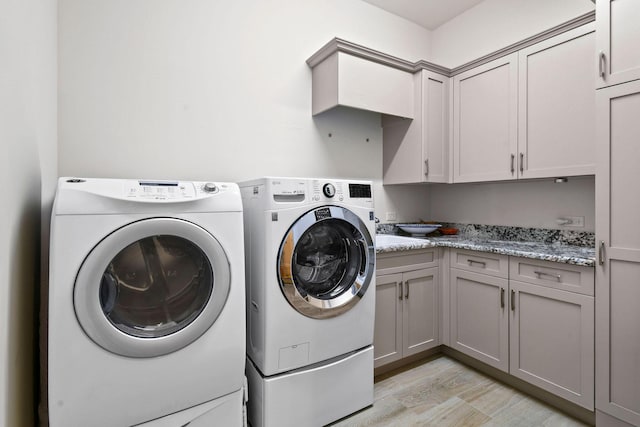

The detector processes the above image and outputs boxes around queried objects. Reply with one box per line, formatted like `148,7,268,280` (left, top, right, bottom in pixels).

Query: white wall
58,0,433,220
429,177,595,231
429,0,594,68
0,0,58,425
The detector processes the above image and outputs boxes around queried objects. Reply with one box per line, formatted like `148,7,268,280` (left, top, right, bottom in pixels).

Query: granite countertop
375,234,596,267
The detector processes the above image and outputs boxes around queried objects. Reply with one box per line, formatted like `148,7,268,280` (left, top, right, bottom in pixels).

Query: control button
322,183,336,198
339,196,344,201
203,182,218,193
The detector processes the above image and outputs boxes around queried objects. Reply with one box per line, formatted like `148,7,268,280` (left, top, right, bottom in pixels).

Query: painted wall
0,0,58,425
429,177,596,232
429,0,595,68
58,0,433,221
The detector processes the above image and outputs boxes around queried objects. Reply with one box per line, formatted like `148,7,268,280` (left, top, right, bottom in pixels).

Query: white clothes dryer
240,177,376,427
48,178,246,427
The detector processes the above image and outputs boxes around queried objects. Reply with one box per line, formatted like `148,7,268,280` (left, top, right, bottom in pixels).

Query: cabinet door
311,52,414,118
450,269,509,372
596,0,640,88
402,267,439,357
382,71,449,184
453,53,518,183
373,273,403,368
509,280,594,410
595,80,640,425
518,24,596,179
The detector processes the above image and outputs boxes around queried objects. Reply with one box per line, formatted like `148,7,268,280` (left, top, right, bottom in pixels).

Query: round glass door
75,218,231,358
278,206,374,319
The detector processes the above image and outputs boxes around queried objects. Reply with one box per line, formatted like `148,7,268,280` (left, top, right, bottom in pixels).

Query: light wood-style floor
331,355,589,427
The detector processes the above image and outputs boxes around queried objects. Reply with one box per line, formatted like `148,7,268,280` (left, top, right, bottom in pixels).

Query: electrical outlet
557,216,585,227
386,212,397,221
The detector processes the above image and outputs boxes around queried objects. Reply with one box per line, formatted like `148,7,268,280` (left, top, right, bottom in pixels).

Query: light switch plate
386,212,397,221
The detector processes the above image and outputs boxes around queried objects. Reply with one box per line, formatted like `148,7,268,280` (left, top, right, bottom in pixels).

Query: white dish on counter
396,223,442,236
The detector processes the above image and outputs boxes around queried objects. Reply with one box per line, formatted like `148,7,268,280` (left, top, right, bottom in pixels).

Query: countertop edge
376,239,596,268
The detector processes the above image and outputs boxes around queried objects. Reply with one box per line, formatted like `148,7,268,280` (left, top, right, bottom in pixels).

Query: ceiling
360,0,485,30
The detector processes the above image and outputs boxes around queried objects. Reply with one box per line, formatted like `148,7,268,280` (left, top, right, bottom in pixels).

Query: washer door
278,206,375,319
74,218,231,358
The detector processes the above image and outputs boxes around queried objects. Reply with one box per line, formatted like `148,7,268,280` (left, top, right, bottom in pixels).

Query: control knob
322,183,336,198
203,182,218,193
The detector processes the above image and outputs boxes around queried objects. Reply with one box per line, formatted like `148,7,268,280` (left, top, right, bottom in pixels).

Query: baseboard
374,346,444,379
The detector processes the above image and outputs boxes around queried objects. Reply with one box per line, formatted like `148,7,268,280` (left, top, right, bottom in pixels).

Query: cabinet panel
596,79,640,426
509,281,594,409
373,273,403,368
518,24,595,178
403,268,439,357
311,52,414,118
608,262,640,418
376,249,437,274
450,249,509,278
509,257,594,296
596,0,640,88
382,70,449,184
450,269,509,372
453,53,518,183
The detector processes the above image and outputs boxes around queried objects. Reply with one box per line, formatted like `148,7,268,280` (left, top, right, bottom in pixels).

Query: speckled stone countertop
375,227,596,267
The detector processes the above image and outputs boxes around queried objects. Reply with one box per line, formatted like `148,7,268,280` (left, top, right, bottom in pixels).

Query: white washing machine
240,177,376,427
48,177,247,427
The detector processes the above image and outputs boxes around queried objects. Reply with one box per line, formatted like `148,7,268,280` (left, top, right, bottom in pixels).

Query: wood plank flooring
330,355,589,427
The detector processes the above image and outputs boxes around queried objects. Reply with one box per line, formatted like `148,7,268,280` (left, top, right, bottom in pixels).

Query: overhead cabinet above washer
307,41,415,118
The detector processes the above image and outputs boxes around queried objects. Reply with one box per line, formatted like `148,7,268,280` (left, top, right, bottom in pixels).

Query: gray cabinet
508,263,595,410
452,54,518,183
374,250,439,369
449,250,595,409
383,70,449,184
595,79,640,426
450,267,509,371
518,24,596,178
596,0,640,88
308,51,414,118
453,24,595,183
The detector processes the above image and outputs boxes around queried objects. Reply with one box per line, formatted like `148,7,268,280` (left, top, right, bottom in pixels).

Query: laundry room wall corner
0,0,58,426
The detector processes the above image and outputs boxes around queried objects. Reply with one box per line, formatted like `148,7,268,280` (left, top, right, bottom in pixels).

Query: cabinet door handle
599,51,606,79
424,159,429,177
500,288,505,309
398,282,404,301
405,281,409,299
511,289,516,311
599,240,606,266
510,154,515,174
534,271,561,282
519,153,524,173
467,259,487,268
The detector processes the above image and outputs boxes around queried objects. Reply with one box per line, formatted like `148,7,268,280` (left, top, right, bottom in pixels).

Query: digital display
138,181,179,187
349,184,372,198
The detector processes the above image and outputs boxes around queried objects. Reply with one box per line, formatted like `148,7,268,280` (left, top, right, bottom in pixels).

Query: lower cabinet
449,250,595,410
450,268,509,371
374,250,439,368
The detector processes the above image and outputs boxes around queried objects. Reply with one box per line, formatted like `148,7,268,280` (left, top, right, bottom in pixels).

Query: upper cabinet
382,70,449,184
308,14,596,185
452,54,518,183
518,24,596,179
308,49,414,118
596,0,640,88
452,24,595,183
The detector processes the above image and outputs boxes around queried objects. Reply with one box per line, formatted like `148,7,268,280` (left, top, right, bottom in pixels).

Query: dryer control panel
125,181,196,200
123,180,228,201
